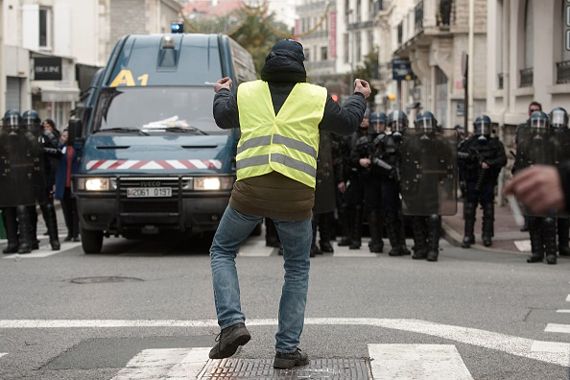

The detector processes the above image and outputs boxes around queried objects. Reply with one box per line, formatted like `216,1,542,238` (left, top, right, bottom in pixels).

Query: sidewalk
442,202,531,254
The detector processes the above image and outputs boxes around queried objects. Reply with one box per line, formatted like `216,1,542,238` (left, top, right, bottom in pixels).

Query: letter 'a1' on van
71,34,256,254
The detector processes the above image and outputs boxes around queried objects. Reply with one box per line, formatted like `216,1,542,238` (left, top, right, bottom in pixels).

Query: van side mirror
68,118,83,146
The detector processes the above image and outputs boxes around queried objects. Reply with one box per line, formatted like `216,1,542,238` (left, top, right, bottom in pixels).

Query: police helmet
474,115,492,136
2,110,21,131
388,111,408,132
369,112,387,125
414,111,437,133
21,110,41,130
549,107,569,129
529,111,550,129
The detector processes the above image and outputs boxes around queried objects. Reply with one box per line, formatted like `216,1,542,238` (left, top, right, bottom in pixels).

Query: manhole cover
199,358,371,380
70,276,144,284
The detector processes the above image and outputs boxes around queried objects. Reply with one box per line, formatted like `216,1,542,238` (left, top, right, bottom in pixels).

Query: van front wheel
81,228,103,254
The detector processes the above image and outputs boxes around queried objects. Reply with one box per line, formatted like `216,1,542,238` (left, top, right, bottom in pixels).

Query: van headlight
193,177,234,191
77,177,115,191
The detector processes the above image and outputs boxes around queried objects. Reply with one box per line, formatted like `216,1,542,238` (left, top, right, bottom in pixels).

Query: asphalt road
1,231,570,379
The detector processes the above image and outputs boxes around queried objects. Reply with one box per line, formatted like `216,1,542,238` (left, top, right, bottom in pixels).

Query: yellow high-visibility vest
236,80,327,189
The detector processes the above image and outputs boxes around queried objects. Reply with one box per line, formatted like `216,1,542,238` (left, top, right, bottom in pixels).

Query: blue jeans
210,206,312,353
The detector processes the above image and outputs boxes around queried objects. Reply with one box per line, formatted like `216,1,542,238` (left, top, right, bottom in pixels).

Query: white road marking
2,242,81,259
0,318,568,366
531,341,570,354
514,240,531,252
110,347,209,380
0,353,7,359
545,323,570,334
566,294,570,302
557,310,570,313
368,344,474,380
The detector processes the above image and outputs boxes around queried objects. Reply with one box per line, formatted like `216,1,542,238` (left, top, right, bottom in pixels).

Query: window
39,7,51,49
357,0,362,22
368,30,374,52
523,0,533,69
496,0,504,88
321,46,328,61
304,49,311,62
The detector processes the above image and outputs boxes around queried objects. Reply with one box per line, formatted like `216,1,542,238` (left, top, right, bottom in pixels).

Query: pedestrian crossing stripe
2,242,82,259
109,345,475,380
368,344,474,380
110,347,209,380
0,353,6,359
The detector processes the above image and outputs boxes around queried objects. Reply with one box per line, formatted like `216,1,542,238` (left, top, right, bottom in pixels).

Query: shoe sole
209,333,251,359
273,357,310,369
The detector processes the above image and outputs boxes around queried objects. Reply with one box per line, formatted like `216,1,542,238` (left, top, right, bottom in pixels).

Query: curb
441,220,527,256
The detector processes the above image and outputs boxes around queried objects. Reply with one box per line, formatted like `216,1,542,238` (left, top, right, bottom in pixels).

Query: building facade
386,0,487,128
2,0,182,126
486,0,570,127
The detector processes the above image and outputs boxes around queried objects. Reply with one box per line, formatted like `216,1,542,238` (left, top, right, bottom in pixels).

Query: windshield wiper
162,126,208,135
96,128,149,136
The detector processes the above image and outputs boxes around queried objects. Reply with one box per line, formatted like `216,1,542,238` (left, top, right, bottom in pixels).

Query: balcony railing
301,30,329,40
497,73,504,90
520,68,533,88
415,0,424,33
556,61,570,84
347,20,374,31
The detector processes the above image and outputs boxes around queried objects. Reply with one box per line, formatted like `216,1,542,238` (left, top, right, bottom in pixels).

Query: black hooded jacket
212,44,367,221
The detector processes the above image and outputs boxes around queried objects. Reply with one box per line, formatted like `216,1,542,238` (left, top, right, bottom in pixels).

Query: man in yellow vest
209,39,370,369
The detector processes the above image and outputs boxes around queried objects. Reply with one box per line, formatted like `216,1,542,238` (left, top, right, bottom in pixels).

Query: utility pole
467,0,475,133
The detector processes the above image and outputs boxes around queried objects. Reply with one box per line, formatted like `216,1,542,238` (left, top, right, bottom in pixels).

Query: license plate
126,187,172,198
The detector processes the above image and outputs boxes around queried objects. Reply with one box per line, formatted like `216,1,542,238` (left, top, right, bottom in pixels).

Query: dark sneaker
209,322,251,359
273,348,309,369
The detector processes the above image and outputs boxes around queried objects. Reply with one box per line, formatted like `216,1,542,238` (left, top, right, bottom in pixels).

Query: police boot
42,202,60,251
385,213,402,256
28,206,39,250
527,218,544,263
462,202,476,248
411,216,428,260
16,206,33,254
544,217,558,265
397,212,411,255
557,218,570,256
482,202,495,247
367,210,383,253
427,215,441,262
2,208,19,254
349,206,363,250
319,213,334,253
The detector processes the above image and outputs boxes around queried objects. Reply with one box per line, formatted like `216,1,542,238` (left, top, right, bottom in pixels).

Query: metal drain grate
199,358,371,380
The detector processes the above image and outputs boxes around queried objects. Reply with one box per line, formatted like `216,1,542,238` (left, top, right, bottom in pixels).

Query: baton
507,195,525,227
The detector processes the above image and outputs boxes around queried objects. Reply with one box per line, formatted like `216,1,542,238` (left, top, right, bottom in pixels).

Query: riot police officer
332,133,351,246
22,111,61,251
518,111,558,264
345,114,370,250
400,112,456,262
371,111,411,256
0,110,35,254
550,107,570,257
361,112,387,253
458,115,506,248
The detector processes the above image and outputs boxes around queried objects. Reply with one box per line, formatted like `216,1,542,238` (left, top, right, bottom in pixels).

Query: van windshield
93,86,225,134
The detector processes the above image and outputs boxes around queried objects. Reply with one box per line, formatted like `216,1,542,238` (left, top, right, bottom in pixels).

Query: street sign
392,59,413,81
34,57,62,81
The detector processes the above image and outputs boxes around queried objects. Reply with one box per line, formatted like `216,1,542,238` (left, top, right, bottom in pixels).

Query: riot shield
0,129,41,207
516,126,567,217
400,128,457,216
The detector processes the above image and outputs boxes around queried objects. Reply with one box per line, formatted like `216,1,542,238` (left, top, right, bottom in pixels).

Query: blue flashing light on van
70,34,256,254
